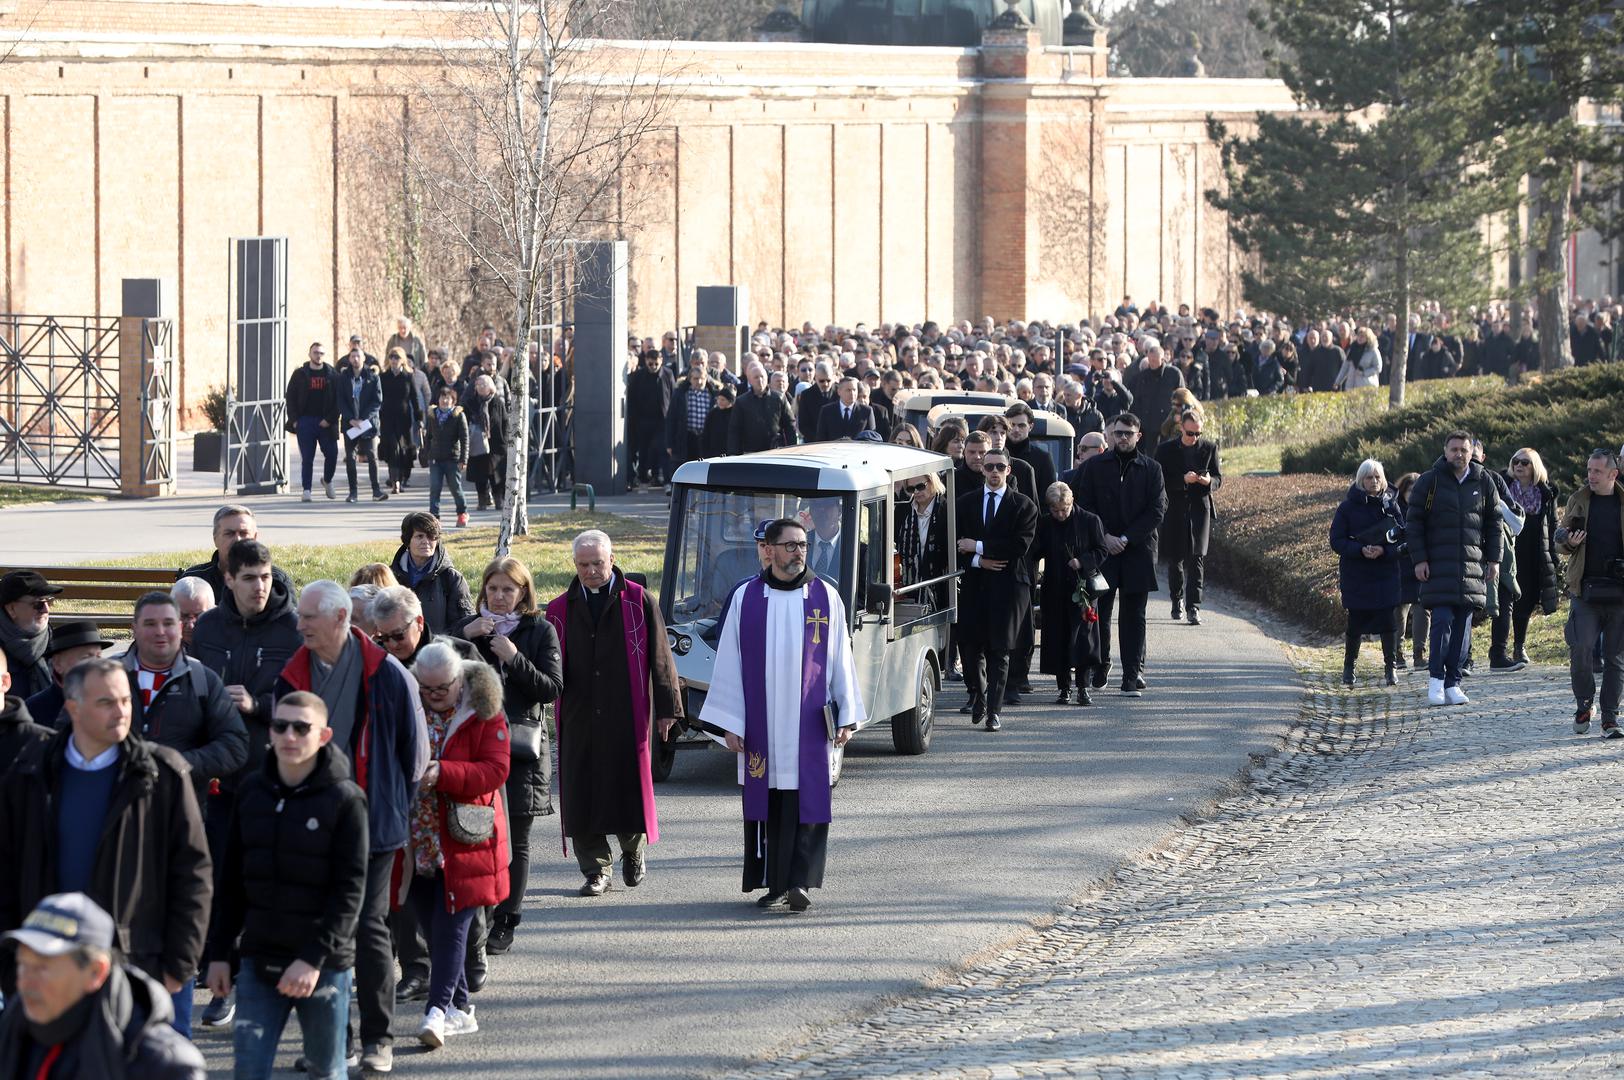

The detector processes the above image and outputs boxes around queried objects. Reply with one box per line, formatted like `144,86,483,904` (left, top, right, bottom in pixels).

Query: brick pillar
977,23,1046,322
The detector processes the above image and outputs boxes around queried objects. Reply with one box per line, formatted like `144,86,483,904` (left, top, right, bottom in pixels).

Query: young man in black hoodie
187,538,302,1029
207,691,368,1080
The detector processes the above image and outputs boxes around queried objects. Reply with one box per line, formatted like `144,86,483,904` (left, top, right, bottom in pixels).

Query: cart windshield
665,488,850,642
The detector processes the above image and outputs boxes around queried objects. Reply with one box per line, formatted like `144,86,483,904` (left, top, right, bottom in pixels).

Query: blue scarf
435,407,452,423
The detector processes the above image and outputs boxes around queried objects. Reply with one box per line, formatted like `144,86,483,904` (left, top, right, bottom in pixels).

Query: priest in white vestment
702,517,865,911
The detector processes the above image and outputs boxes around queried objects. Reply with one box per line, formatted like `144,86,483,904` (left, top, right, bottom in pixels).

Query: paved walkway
718,661,1620,1079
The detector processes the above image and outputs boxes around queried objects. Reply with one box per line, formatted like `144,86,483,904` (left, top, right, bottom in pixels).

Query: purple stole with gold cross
738,575,834,825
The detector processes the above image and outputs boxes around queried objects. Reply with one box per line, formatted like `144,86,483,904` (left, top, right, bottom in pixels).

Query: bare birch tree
398,0,672,555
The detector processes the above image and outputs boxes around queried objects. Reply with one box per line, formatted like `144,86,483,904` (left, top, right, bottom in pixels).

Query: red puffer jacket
435,661,512,913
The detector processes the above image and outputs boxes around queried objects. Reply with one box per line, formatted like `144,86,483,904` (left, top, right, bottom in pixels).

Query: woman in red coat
408,643,510,1049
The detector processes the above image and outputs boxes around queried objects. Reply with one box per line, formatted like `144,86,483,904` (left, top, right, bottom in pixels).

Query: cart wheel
651,723,678,783
891,659,935,755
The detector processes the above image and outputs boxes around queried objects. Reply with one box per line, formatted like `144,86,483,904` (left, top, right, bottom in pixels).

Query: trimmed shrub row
1281,366,1624,490
1205,377,1499,448
1206,472,1348,637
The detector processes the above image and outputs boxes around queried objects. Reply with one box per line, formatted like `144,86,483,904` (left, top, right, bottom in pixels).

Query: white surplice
701,576,866,789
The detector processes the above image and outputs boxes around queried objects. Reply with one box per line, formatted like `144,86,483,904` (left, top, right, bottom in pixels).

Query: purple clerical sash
545,575,658,855
738,575,833,825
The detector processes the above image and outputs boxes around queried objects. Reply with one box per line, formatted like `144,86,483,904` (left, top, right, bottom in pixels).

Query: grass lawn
1222,442,1283,476
0,484,106,509
97,511,668,602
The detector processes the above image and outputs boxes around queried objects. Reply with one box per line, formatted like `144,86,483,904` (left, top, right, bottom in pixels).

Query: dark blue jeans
428,461,467,519
233,960,351,1080
1428,604,1473,687
408,872,475,1014
169,978,193,1038
295,416,339,491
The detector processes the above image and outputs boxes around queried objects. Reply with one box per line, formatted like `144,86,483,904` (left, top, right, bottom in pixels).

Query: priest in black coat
1153,410,1222,625
954,448,1039,732
1072,413,1167,697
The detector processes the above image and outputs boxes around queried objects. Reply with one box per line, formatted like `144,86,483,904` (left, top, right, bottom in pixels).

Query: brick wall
0,1,1298,419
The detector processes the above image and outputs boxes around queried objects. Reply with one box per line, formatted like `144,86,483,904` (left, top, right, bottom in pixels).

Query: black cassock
557,574,682,839
1036,507,1109,674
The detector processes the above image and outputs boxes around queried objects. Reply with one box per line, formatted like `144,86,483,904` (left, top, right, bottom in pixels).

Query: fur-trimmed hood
459,658,504,721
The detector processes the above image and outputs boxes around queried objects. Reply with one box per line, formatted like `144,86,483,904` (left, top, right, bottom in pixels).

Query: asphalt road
190,589,1299,1077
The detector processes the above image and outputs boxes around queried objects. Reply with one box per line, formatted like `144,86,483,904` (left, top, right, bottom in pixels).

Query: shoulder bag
445,798,496,845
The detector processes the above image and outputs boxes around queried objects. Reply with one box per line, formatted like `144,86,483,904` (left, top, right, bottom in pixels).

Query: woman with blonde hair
448,555,560,956
1491,447,1561,667
350,562,399,589
1334,327,1383,390
1158,390,1203,441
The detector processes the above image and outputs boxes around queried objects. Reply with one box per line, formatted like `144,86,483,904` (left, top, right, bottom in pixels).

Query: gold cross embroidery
806,607,829,645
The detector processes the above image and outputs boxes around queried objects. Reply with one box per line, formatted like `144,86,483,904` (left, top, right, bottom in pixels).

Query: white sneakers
1427,678,1470,707
419,1004,478,1049
446,1004,478,1036
418,1006,446,1049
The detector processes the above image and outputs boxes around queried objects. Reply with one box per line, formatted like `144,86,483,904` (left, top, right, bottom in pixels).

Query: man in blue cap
0,892,204,1078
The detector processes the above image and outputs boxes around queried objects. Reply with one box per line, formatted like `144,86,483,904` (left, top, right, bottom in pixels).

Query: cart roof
927,403,1076,438
671,443,950,493
895,389,1013,415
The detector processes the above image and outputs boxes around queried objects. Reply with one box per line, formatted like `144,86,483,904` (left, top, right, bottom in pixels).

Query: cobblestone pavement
721,661,1624,1079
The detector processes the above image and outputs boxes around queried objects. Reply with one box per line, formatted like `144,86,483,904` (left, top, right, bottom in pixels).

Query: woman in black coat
1153,408,1222,623
1392,472,1426,670
1329,460,1405,686
1493,448,1561,666
379,348,421,493
1036,482,1109,705
450,554,562,954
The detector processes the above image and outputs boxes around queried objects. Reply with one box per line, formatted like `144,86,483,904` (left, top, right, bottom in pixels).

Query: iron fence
0,316,127,489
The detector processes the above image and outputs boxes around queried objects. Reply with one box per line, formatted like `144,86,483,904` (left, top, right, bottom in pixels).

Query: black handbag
445,799,496,845
508,719,544,763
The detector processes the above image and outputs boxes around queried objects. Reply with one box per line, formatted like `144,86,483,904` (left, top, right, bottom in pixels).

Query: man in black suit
815,378,876,442
954,448,1039,732
1002,402,1056,697
1153,409,1222,625
1073,413,1167,698
795,361,836,441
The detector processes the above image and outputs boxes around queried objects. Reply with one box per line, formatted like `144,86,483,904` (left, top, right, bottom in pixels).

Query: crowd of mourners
0,507,674,1078
0,291,1618,1079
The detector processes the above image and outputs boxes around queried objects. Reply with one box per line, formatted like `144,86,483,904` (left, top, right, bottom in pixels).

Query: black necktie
985,491,996,527
843,407,850,422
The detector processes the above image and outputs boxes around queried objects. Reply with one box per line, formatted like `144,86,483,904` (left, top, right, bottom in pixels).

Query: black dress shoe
1187,609,1201,626
756,891,788,908
1075,687,1093,706
395,973,429,1003
1171,604,1182,620
1134,675,1146,691
971,699,986,725
623,852,647,887
959,700,975,714
986,714,1001,731
466,965,487,993
579,872,611,897
787,887,812,912
1054,690,1072,705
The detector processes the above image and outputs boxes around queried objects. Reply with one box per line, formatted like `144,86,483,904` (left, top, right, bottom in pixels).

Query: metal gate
224,237,289,494
0,314,174,491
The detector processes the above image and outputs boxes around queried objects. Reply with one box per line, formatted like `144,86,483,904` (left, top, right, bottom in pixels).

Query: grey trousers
1568,597,1624,719
573,832,646,877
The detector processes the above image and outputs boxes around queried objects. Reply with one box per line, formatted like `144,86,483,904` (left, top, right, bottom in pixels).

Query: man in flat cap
0,571,62,702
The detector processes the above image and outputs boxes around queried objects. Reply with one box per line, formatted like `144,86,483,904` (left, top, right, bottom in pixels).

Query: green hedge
1280,366,1624,492
1205,377,1498,447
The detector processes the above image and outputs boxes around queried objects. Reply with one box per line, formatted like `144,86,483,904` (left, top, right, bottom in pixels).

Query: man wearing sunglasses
1071,414,1167,697
0,571,62,703
207,691,368,1080
955,448,1039,731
